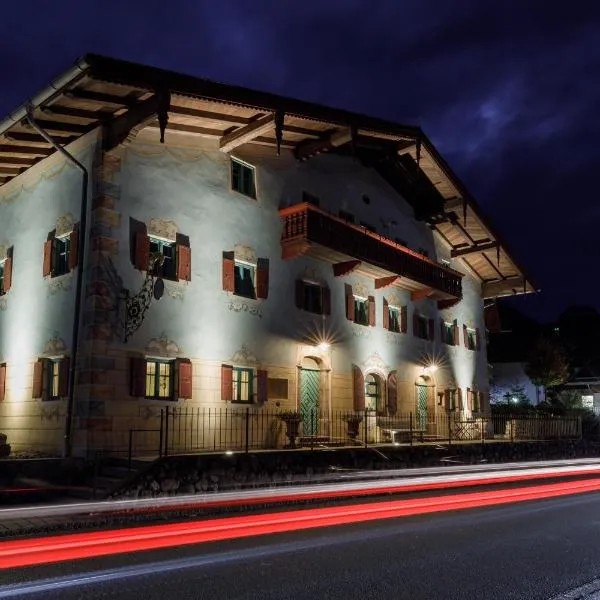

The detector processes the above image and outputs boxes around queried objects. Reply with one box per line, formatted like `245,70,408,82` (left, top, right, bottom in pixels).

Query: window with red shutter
382,298,389,330
222,251,235,292
221,364,233,401
352,365,365,411
176,244,192,282
177,359,193,399
368,296,376,326
346,287,355,321
453,319,459,345
0,363,6,401
42,239,53,277
256,258,269,299
69,225,79,271
134,232,150,272
130,357,147,397
32,359,44,399
400,306,407,333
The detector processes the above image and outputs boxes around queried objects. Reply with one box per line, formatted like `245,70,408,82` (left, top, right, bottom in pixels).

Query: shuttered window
231,158,256,198
145,359,174,399
53,236,71,277
389,306,401,333
234,260,256,298
232,367,253,402
149,237,176,280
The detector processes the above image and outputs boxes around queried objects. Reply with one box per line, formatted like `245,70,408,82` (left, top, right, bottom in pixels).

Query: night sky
1,1,599,323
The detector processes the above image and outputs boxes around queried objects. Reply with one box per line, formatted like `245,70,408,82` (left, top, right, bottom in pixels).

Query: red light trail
2,477,600,570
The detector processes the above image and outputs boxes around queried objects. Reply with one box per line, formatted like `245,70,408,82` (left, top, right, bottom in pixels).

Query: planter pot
282,419,301,448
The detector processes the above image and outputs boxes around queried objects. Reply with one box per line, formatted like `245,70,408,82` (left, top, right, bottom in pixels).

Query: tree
525,337,570,390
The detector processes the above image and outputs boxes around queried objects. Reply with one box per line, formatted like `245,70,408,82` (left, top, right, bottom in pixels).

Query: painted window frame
145,358,175,400
232,367,254,403
231,157,257,199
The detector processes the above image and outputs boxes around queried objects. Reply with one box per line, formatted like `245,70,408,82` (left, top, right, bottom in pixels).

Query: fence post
364,409,368,448
245,407,250,454
159,408,164,458
409,412,413,446
480,417,485,446
164,406,170,457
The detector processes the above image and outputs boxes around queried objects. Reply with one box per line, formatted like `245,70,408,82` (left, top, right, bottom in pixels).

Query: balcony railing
280,202,463,299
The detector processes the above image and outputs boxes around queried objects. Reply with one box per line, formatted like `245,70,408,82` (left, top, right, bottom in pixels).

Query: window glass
48,360,60,399
234,261,256,298
354,297,369,326
145,360,173,399
53,236,70,276
418,315,429,339
303,283,323,314
233,367,253,402
467,329,476,350
231,159,256,198
365,374,380,412
389,306,400,333
149,237,176,279
443,323,454,344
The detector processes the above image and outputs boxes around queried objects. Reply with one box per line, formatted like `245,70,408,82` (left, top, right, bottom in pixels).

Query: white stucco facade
0,128,490,455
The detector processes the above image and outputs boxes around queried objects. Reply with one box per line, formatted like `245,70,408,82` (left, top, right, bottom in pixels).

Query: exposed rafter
0,156,36,166
170,105,250,125
66,88,139,107
0,166,21,176
0,145,51,157
41,104,111,121
295,127,353,161
482,276,532,298
22,119,89,135
451,241,499,258
220,114,275,153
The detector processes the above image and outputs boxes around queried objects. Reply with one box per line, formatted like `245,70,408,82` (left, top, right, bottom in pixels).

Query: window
47,359,61,400
234,260,256,299
231,158,256,198
339,210,355,223
415,315,429,340
388,306,401,333
145,359,174,399
360,221,376,233
149,237,176,280
446,389,457,411
53,236,70,277
472,391,481,412
302,191,320,206
303,282,323,314
233,367,253,402
466,328,477,350
268,378,289,400
365,374,381,412
354,297,369,326
442,322,454,345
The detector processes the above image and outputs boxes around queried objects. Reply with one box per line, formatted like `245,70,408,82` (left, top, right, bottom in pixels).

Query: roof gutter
0,57,90,138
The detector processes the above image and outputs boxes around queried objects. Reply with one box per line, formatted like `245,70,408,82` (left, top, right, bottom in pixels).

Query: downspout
26,107,88,458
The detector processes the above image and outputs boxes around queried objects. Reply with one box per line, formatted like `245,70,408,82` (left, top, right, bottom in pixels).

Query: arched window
365,373,385,415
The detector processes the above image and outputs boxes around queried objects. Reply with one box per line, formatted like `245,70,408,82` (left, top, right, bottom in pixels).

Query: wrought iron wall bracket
120,254,164,342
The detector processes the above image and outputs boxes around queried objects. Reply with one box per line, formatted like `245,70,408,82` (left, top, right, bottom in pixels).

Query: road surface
3,490,600,599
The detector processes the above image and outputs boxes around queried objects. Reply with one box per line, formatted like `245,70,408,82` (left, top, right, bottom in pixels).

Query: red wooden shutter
368,295,376,326
463,324,468,347
43,239,53,277
382,298,389,330
295,280,304,309
322,287,331,315
401,306,407,333
69,224,79,271
428,318,434,341
457,387,464,411
221,364,233,401
257,369,268,403
58,357,70,397
32,359,43,398
3,256,12,293
256,258,269,299
413,312,418,336
387,370,397,415
0,364,6,401
453,319,459,345
134,232,150,271
475,328,481,351
466,387,472,411
352,365,365,411
176,244,191,282
177,359,193,399
222,251,235,292
346,288,355,321
130,357,147,397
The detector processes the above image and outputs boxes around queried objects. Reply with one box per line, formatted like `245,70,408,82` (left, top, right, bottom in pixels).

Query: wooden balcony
280,202,463,301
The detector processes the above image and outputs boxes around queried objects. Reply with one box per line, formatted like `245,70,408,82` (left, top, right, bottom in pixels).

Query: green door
300,368,320,436
416,384,428,431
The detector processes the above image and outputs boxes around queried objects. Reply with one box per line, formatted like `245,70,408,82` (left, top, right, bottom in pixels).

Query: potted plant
343,414,363,440
278,410,303,448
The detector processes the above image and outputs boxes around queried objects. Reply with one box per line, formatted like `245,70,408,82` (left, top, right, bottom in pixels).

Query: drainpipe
26,107,89,458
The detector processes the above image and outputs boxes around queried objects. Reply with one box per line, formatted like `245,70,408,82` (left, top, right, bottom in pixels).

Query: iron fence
156,407,582,457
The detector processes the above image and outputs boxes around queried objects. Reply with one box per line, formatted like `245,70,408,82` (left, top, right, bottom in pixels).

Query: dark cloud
1,0,599,322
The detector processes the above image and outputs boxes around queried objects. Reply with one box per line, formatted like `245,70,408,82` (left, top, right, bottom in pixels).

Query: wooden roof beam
0,144,51,157
219,114,275,153
482,276,531,298
295,127,353,161
4,131,51,145
0,166,21,176
170,105,251,125
451,241,499,257
22,119,89,134
41,104,113,121
66,88,139,107
0,156,36,166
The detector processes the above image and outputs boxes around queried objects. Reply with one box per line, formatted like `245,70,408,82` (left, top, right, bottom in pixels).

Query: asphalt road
4,491,600,600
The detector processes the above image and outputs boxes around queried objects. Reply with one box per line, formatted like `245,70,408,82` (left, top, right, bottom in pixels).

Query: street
3,490,600,599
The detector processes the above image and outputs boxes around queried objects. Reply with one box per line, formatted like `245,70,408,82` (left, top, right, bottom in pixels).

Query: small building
0,55,535,456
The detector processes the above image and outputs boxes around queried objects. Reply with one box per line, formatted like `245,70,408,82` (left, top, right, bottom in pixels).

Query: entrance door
416,384,429,431
300,368,320,435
